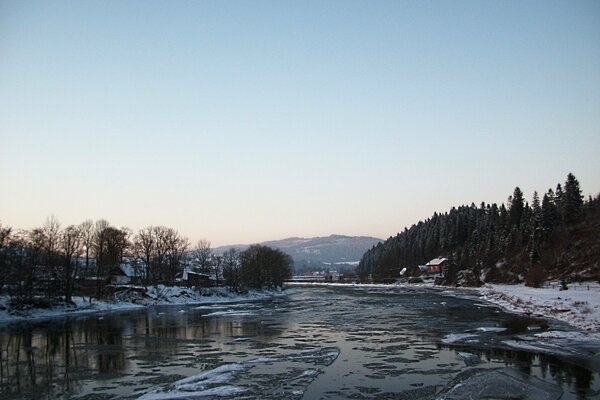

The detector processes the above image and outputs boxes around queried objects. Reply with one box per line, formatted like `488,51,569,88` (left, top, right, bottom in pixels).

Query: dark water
0,285,599,399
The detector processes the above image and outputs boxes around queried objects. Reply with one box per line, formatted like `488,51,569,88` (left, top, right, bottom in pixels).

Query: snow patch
442,333,478,344
475,327,507,333
0,287,293,324
203,310,256,317
475,283,600,332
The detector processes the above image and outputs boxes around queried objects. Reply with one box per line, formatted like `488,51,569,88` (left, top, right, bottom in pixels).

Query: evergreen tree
562,173,583,224
509,187,525,227
541,189,558,233
529,192,542,265
555,183,564,222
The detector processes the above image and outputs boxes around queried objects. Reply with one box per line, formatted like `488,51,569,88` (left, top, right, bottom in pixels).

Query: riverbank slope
0,286,291,324
475,282,600,332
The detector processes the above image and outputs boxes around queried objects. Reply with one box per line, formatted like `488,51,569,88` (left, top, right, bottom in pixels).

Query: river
1,285,598,399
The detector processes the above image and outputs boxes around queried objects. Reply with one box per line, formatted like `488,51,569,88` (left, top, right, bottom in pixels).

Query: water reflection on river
0,286,598,399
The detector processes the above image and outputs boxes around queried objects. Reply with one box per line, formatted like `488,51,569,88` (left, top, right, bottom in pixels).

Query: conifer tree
529,192,542,264
562,173,583,224
509,187,525,227
541,189,558,233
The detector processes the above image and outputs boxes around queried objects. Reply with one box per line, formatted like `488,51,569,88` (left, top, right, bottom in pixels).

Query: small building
109,262,144,285
181,270,214,287
109,265,131,285
425,257,448,274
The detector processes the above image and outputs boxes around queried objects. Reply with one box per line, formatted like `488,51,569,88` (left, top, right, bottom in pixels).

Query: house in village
109,262,145,286
411,257,448,278
425,257,448,275
179,269,217,287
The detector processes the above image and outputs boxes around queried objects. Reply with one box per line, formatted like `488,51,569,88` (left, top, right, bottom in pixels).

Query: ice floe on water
456,351,481,366
138,346,340,399
203,310,257,317
441,333,478,344
138,364,247,399
436,367,563,400
139,385,246,399
501,339,568,355
474,326,506,333
534,330,600,341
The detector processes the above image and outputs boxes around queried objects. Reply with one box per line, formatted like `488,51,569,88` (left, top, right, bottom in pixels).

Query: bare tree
92,220,130,298
0,222,12,295
20,228,46,301
212,254,223,287
222,248,241,292
60,225,81,303
193,239,213,274
152,226,171,283
42,216,62,297
133,226,154,283
79,220,94,273
163,228,189,285
239,245,292,290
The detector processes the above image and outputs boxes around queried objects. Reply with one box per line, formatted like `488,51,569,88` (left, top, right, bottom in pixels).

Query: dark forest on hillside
357,174,600,285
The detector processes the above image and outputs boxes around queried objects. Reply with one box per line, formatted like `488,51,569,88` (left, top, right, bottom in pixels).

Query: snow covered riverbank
0,286,293,324
475,282,600,332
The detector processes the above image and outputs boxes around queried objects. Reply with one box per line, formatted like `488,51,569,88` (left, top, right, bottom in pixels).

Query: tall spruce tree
509,187,525,227
541,189,558,232
562,173,583,225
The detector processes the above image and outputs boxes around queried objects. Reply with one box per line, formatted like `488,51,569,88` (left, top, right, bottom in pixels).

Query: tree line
357,173,600,284
0,219,292,306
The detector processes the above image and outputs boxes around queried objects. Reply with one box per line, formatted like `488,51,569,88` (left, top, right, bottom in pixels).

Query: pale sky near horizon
1,0,599,247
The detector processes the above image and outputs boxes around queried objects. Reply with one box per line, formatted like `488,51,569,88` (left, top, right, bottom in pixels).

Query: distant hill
215,234,382,273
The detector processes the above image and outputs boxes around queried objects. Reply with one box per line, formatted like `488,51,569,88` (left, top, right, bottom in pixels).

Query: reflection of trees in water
1,323,78,399
131,308,286,355
0,305,289,399
0,316,128,399
86,318,126,373
440,344,595,398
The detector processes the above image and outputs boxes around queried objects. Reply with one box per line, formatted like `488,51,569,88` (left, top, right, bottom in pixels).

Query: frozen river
1,285,599,399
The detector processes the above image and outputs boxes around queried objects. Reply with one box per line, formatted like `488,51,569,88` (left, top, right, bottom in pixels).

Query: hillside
215,234,382,273
357,174,600,285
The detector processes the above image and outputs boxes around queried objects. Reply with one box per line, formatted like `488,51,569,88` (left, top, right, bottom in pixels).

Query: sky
1,0,599,247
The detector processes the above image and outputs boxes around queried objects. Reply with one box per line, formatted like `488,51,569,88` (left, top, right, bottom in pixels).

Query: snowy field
0,286,292,324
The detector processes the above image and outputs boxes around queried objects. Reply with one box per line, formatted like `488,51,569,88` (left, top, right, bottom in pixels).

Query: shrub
524,265,546,288
503,315,549,334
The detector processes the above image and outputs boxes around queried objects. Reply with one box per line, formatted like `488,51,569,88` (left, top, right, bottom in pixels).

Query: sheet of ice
475,326,506,333
437,368,562,400
441,333,478,344
175,364,245,391
502,340,550,353
534,330,600,341
138,347,340,399
139,385,246,400
139,363,247,400
456,352,481,366
203,310,256,317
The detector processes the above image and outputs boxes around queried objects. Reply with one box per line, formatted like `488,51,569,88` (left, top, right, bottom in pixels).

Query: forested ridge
357,174,600,284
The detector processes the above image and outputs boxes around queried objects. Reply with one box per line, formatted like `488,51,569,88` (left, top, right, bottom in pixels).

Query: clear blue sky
1,0,599,246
